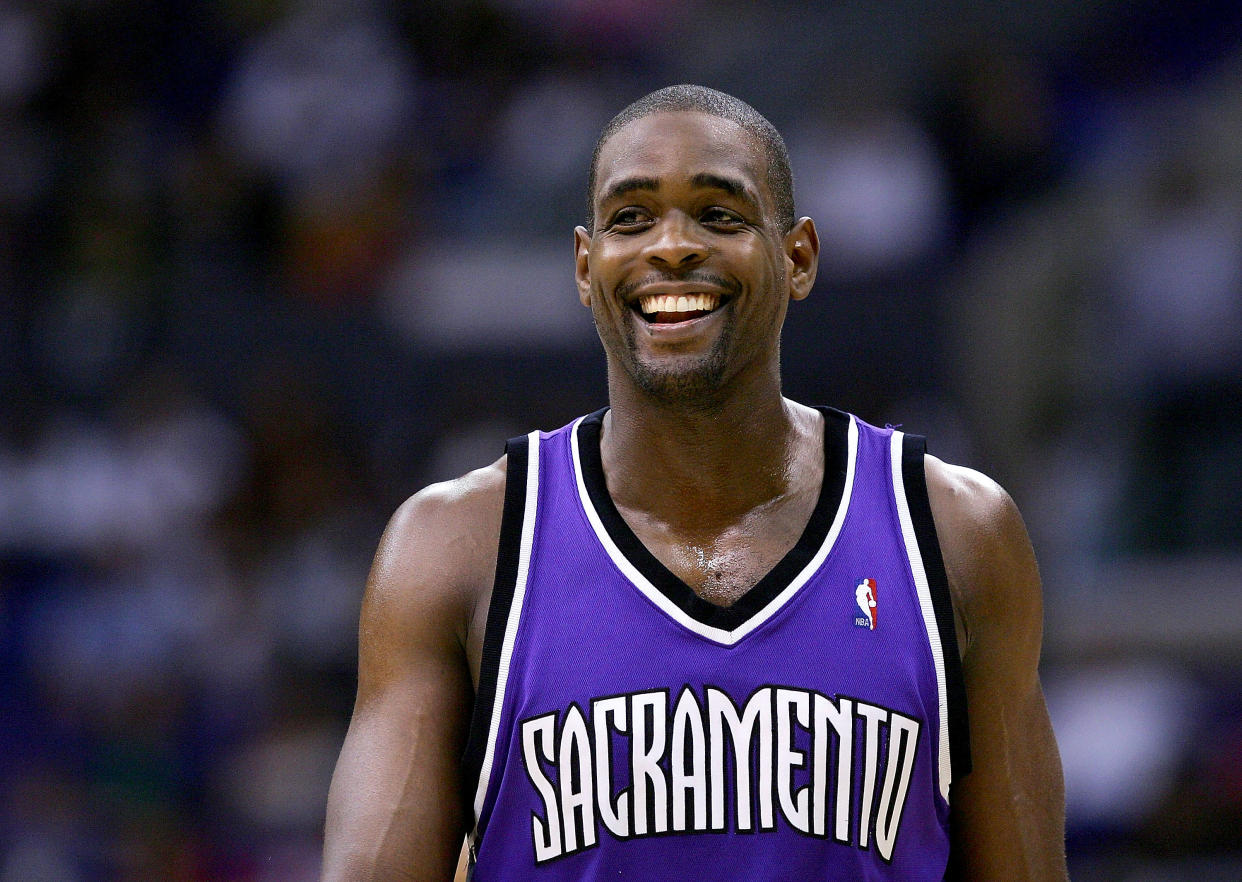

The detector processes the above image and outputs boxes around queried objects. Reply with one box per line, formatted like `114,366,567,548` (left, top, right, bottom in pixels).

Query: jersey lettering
519,685,922,864
521,713,562,862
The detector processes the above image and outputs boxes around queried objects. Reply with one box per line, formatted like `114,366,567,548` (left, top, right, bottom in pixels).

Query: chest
616,482,823,608
620,516,800,607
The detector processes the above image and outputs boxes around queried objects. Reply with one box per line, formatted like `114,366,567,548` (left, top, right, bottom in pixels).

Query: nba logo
854,578,877,630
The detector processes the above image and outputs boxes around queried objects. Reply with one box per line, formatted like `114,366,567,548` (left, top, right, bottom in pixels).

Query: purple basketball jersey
461,408,969,879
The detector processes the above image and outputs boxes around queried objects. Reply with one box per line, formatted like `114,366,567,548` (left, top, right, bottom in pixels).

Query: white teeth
639,293,720,315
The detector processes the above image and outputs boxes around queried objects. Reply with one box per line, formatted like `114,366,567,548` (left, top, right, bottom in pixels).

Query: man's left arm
926,456,1069,881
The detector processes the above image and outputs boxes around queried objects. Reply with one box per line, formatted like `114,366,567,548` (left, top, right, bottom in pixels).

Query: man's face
575,111,814,402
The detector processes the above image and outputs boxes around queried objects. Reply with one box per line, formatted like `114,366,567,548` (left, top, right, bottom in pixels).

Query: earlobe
785,217,820,301
574,226,593,307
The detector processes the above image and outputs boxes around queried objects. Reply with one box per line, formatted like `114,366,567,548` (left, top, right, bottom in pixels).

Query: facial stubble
594,286,785,406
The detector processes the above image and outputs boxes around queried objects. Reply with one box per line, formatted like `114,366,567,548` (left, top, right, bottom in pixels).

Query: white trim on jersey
570,414,859,647
889,431,952,804
472,429,542,825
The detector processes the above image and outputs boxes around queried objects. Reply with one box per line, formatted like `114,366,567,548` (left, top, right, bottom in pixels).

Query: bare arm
926,456,1068,881
322,461,505,881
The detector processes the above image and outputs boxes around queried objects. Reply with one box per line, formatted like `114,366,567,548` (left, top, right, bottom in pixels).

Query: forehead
594,111,770,206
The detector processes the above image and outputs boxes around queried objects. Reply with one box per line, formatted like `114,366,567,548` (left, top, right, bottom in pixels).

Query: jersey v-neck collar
570,406,856,645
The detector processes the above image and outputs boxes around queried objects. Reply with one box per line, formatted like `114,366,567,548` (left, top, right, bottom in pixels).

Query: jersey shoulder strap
899,432,971,784
461,432,535,824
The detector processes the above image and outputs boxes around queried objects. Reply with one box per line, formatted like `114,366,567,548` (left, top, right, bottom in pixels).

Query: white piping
890,430,952,804
472,430,541,824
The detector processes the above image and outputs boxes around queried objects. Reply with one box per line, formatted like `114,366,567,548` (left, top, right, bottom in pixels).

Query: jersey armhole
460,433,531,828
901,434,972,784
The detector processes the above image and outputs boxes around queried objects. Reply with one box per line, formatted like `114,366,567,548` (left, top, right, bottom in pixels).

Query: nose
643,210,708,269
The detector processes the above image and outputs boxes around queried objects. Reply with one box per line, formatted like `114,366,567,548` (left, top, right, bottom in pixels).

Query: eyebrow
690,173,759,209
597,173,762,212
599,176,661,206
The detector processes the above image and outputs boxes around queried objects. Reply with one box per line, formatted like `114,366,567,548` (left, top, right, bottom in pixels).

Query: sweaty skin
320,108,1068,881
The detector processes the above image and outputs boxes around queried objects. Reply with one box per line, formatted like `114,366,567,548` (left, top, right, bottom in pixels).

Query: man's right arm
322,461,506,881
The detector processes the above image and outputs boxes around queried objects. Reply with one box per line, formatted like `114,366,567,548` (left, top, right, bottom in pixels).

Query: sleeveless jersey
462,408,969,879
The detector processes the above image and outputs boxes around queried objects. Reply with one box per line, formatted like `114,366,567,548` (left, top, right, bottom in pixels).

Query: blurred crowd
1,1,1241,879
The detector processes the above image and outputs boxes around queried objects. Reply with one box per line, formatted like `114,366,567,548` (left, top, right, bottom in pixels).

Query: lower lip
635,307,724,340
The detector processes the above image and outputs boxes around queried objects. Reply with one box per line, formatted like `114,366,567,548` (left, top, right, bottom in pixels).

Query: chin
628,353,731,402
605,311,743,403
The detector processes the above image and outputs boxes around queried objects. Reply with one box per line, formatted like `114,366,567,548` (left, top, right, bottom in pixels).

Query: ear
784,217,819,302
574,226,593,307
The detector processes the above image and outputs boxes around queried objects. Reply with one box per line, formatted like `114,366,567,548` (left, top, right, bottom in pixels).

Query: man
322,85,1068,880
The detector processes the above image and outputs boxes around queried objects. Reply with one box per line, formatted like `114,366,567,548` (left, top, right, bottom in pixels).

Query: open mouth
636,292,722,324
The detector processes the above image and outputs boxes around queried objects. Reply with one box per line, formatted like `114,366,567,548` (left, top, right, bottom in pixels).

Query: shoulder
385,455,509,552
922,455,1042,659
922,455,1026,553
363,455,510,654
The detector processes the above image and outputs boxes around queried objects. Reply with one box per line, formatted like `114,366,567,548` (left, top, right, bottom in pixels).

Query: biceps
323,666,472,881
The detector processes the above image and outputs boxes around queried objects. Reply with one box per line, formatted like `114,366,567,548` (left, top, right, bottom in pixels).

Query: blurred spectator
1101,155,1242,552
219,4,418,204
791,101,948,282
924,35,1062,234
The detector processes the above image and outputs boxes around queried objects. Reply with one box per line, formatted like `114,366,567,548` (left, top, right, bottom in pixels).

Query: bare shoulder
378,455,508,581
363,455,509,661
922,455,1041,657
922,455,1026,548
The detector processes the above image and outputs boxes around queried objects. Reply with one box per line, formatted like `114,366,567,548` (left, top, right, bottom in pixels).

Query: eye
700,207,745,229
608,207,652,231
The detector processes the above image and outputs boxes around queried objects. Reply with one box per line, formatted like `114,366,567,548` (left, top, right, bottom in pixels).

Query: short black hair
586,84,795,234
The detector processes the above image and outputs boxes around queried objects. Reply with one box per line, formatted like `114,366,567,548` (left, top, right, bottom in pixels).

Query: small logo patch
854,578,877,630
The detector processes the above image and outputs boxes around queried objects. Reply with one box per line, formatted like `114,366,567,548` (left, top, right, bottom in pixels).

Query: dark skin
321,110,1068,881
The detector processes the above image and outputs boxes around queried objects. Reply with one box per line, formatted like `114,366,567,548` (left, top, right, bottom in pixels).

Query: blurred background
1,0,1241,878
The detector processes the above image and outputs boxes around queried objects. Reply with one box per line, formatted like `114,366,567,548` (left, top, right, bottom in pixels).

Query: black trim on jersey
461,433,530,833
576,407,850,632
900,434,972,784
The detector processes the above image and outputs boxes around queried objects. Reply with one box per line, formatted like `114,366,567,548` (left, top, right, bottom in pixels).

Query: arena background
2,1,1241,878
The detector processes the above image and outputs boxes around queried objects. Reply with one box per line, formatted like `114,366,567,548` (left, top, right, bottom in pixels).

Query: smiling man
321,85,1068,881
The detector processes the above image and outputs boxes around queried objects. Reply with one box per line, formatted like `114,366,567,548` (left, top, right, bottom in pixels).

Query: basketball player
321,85,1068,880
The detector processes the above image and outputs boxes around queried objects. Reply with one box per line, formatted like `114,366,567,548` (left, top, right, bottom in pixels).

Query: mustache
615,272,742,302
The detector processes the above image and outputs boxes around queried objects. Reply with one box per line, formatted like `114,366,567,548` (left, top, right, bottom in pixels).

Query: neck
601,367,806,530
